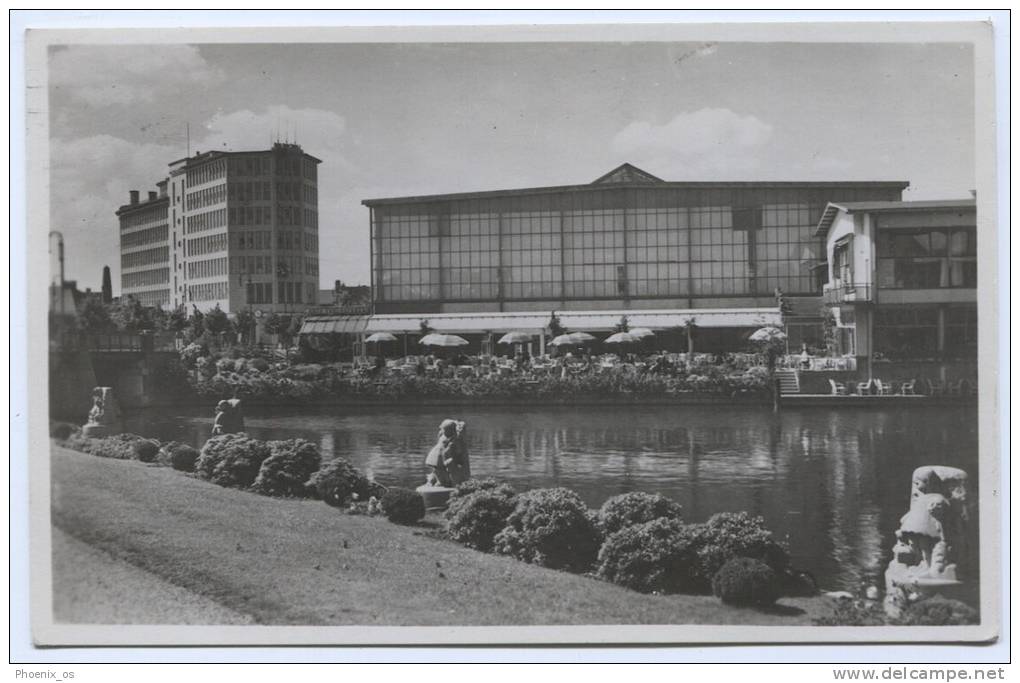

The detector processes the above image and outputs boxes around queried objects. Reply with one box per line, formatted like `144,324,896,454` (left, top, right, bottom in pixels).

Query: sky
46,40,976,292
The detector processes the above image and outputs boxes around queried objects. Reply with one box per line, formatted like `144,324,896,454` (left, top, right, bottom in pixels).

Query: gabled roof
813,198,976,237
591,163,664,185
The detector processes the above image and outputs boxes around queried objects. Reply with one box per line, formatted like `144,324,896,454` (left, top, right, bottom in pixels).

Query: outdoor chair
856,380,873,396
828,379,847,396
926,379,945,396
874,379,894,395
947,380,964,396
899,379,917,395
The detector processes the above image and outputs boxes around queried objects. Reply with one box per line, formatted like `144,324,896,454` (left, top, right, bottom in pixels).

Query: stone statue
884,466,970,615
82,386,121,438
417,418,470,510
424,419,470,487
212,398,245,436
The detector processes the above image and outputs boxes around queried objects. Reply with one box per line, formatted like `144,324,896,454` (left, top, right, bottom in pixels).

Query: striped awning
298,315,371,335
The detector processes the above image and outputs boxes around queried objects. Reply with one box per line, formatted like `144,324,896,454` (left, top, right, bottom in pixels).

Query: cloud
49,45,224,106
613,108,773,158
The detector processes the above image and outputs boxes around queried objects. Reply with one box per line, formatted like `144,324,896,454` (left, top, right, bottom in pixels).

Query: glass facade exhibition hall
361,165,908,348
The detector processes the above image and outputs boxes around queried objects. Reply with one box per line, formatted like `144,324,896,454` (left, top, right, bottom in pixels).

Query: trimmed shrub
598,491,683,536
895,596,979,626
133,439,160,463
252,438,322,497
195,433,271,489
711,557,782,606
814,598,887,626
453,477,516,499
688,511,789,589
50,422,78,441
596,518,701,593
381,487,425,525
64,433,147,460
309,458,373,507
445,487,518,552
492,488,601,572
215,358,236,373
249,357,270,373
170,444,200,472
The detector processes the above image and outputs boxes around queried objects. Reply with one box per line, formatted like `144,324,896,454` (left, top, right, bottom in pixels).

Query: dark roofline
363,180,911,207
813,198,977,237
115,195,170,216
168,147,322,167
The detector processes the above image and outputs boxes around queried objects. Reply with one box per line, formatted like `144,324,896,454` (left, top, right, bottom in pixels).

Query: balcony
823,282,872,305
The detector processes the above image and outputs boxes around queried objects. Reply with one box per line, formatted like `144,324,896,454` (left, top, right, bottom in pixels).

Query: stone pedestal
416,484,456,511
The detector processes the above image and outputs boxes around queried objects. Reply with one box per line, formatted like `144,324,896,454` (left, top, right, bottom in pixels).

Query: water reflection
125,404,978,592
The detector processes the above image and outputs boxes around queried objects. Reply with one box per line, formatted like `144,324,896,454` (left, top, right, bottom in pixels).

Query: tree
188,306,206,341
149,304,168,332
204,304,233,338
547,311,566,338
263,312,296,346
166,306,189,334
101,266,112,304
234,308,256,346
109,295,151,333
682,317,697,356
78,297,113,334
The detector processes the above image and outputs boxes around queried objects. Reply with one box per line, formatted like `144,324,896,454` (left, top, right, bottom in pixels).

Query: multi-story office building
351,164,908,352
817,198,977,382
116,143,321,314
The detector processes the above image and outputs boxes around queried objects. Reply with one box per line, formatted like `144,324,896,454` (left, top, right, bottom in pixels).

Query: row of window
229,206,274,227
132,289,171,307
230,180,273,202
873,305,977,359
123,267,170,288
189,281,229,302
187,257,228,280
876,229,977,290
187,233,228,257
121,246,168,270
377,205,816,239
121,225,169,249
186,184,227,211
245,281,316,305
229,156,272,177
232,229,318,251
377,258,811,302
187,159,226,187
186,208,227,235
232,254,318,277
120,205,168,230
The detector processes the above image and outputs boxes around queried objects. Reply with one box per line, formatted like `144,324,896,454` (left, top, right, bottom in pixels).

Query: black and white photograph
18,15,1003,652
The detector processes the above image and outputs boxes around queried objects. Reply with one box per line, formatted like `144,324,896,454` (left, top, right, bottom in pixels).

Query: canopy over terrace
299,308,782,357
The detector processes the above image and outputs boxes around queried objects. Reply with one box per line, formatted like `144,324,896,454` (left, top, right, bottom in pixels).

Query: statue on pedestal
212,397,246,436
884,466,970,615
82,387,121,438
417,418,470,510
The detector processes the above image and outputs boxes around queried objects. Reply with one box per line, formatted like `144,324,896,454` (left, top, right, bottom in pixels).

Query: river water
125,404,979,592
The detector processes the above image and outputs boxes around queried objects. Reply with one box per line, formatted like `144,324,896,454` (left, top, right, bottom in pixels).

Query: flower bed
190,363,771,404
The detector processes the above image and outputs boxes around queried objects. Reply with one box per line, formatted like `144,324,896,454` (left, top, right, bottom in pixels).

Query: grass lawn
51,444,833,626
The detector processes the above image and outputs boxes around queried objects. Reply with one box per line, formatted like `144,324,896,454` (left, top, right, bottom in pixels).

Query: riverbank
50,444,833,627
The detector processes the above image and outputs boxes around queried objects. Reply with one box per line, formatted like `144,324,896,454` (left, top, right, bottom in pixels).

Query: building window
876,228,976,289
944,305,978,358
873,307,939,359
